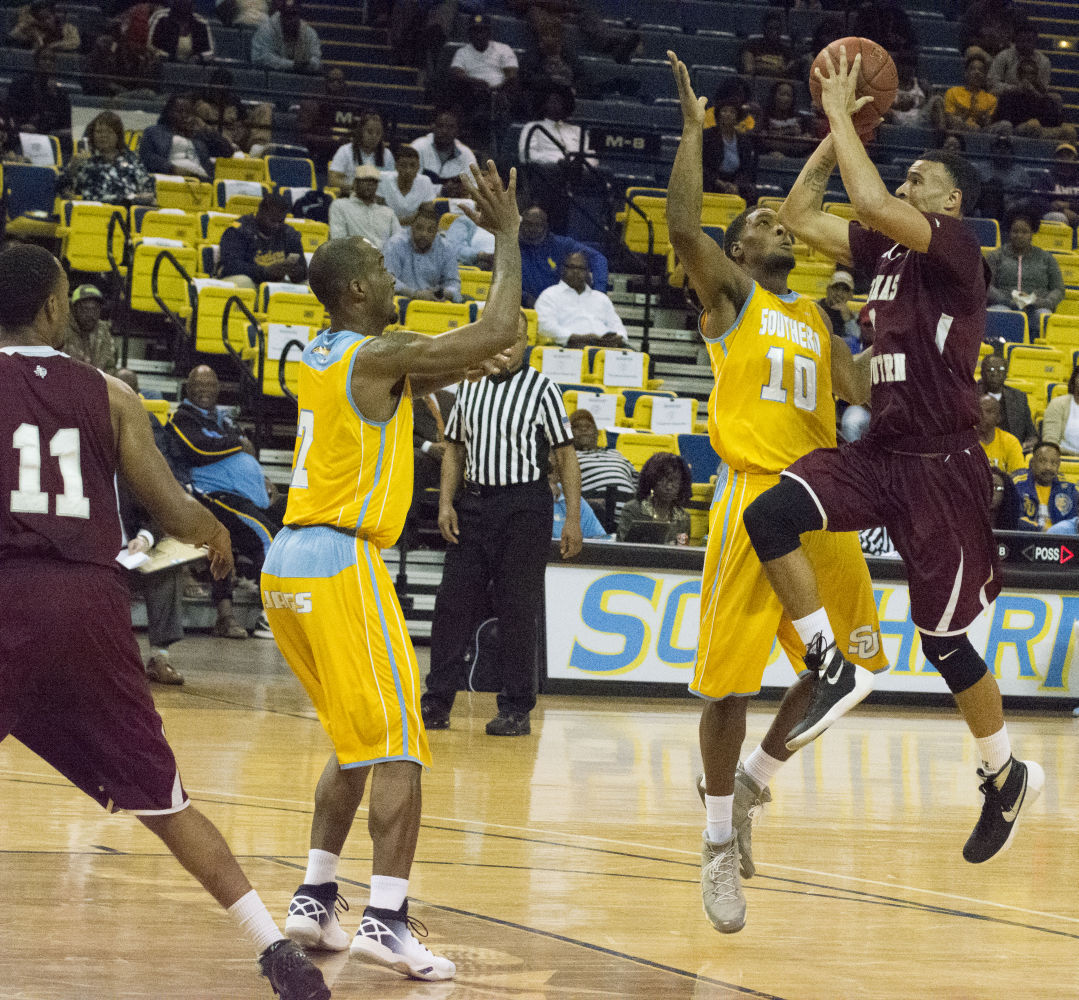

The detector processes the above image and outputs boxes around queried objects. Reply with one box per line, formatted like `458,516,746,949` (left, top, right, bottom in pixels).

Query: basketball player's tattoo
804,159,835,202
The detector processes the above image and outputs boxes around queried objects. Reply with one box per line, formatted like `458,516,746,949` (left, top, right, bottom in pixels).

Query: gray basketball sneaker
701,834,746,933
695,765,772,878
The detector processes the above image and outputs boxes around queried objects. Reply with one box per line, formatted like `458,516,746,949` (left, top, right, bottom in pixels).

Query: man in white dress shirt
534,252,628,348
327,164,401,247
411,109,478,198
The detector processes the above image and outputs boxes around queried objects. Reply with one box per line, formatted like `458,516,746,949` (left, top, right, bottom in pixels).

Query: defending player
261,161,521,980
742,47,1043,863
0,244,329,1000
665,52,889,934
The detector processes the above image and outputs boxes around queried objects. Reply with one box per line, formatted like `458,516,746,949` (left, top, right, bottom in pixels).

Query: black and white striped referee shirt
444,364,574,486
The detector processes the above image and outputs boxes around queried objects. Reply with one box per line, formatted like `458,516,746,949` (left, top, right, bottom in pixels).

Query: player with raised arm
0,243,330,1000
665,52,889,934
261,161,523,980
742,47,1043,863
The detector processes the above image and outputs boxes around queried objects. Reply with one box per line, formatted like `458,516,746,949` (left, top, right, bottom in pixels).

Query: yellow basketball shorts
261,525,431,768
692,467,888,701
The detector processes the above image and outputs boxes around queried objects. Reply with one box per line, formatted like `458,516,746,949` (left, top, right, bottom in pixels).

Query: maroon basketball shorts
0,559,189,814
785,440,1001,636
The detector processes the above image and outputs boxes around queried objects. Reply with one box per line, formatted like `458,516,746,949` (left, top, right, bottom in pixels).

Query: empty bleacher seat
267,155,316,189
985,310,1028,344
60,201,127,274
258,283,325,327
677,434,720,484
214,157,269,184
967,217,1001,250
1033,221,1074,253
615,432,678,471
190,280,258,356
403,300,474,334
155,176,213,211
132,207,201,245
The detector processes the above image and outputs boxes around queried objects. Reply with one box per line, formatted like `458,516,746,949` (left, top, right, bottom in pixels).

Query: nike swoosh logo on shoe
939,648,958,661
1001,770,1027,823
824,659,844,685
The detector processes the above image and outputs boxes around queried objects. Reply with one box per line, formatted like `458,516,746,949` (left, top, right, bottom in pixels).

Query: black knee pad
743,475,825,563
919,632,987,694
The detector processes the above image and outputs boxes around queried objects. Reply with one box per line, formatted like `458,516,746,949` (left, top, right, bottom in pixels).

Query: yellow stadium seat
59,201,127,274
191,280,258,355
787,260,835,298
257,283,326,327
438,212,458,232
201,211,240,245
133,207,200,245
530,345,585,382
584,349,662,390
1054,253,1079,287
700,192,745,228
824,201,857,222
262,323,316,398
1006,345,1067,381
1043,314,1079,349
285,217,329,253
632,394,699,431
213,157,269,184
1056,289,1079,316
215,180,271,213
757,196,784,213
154,177,212,211
615,432,679,470
141,397,170,425
1032,221,1074,253
124,130,142,151
127,240,197,317
459,268,492,301
562,389,626,426
688,504,709,544
622,192,669,255
1059,457,1079,484
403,300,473,334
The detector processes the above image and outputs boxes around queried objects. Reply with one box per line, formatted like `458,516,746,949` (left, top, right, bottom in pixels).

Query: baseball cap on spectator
470,14,490,27
354,164,381,180
1054,143,1077,158
71,284,104,304
829,270,854,291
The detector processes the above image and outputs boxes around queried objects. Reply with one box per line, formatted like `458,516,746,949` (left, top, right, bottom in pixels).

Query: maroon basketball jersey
849,214,989,453
0,346,121,569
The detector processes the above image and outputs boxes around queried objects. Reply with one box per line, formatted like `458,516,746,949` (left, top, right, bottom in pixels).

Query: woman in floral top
617,452,693,546
59,111,156,205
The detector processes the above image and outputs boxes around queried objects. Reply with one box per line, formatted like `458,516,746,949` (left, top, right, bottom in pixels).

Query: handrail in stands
623,193,655,356
277,338,308,403
221,292,266,453
150,249,195,369
105,210,134,364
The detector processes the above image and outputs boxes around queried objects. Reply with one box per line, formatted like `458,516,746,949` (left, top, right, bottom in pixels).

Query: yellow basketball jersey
284,330,413,548
704,282,836,475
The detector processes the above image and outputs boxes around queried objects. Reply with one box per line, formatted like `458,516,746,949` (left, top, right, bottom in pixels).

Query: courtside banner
544,565,1079,697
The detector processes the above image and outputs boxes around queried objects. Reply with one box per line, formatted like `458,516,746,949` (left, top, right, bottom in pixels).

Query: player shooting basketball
664,50,890,935
742,45,1044,865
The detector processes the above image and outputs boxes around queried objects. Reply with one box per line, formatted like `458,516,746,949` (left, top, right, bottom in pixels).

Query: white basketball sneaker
284,882,351,952
349,902,456,981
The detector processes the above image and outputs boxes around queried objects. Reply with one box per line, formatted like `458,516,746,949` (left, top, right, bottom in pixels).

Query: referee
421,313,583,736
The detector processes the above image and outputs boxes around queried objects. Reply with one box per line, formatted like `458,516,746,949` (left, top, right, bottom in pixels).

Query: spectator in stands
960,0,1021,59
251,0,321,74
388,0,456,82
519,205,608,308
993,59,1077,143
988,20,1051,94
989,465,1022,531
166,366,282,637
0,106,28,163
327,110,395,191
8,0,79,51
383,202,461,303
817,269,861,352
7,45,72,140
616,452,692,546
978,393,1026,474
138,94,212,178
979,353,1038,451
888,55,931,128
297,66,359,166
84,15,161,98
934,51,1002,134
445,213,495,270
758,80,808,157
508,0,640,66
852,1,916,63
739,11,793,78
975,135,1029,220
534,251,627,349
518,20,583,109
987,205,1065,332
411,108,478,198
149,0,214,63
569,408,636,527
518,83,595,233
1042,364,1079,456
61,284,118,374
217,191,307,288
328,164,401,246
1038,142,1079,226
194,68,271,155
378,145,438,226
215,0,269,28
701,95,757,202
59,111,156,206
550,457,607,540
1013,441,1078,530
448,14,518,118
704,76,758,135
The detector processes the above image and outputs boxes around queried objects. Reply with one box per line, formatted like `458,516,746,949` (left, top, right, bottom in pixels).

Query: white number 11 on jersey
10,423,90,518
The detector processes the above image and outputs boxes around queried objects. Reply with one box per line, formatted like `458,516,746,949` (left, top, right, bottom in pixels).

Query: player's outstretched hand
461,160,519,238
667,50,707,129
465,347,513,382
206,521,235,580
814,45,876,125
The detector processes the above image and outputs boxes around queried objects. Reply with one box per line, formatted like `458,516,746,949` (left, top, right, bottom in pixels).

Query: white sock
369,875,409,911
793,608,835,656
975,725,1012,774
304,848,340,886
228,889,285,955
152,647,170,659
704,793,734,844
743,747,784,790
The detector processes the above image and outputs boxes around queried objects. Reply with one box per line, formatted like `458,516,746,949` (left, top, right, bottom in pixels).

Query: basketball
809,36,898,134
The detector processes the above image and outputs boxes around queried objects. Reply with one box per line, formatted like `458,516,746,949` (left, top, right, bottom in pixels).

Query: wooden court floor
2,634,1077,1000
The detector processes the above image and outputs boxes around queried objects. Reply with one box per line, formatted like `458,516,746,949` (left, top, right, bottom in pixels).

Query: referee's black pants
423,479,553,717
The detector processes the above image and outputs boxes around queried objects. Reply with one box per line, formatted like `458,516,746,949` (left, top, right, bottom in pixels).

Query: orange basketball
809,36,898,135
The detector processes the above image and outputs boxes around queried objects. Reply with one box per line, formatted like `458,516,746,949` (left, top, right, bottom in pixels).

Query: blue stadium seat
677,434,720,483
621,388,676,418
692,65,741,103
985,310,1029,344
267,156,316,189
966,217,1001,250
641,32,734,64
3,163,58,218
703,225,724,248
